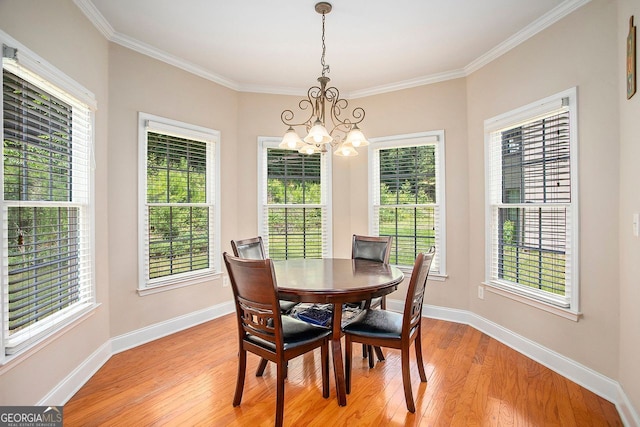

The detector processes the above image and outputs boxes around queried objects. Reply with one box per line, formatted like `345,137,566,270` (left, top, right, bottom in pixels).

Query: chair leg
256,358,289,378
321,342,330,398
345,337,353,394
233,349,247,406
255,358,268,377
368,345,375,368
366,346,385,368
275,360,286,427
362,343,368,359
415,329,427,382
401,348,416,413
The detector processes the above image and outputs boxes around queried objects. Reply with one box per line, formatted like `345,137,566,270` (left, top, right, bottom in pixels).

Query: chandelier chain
321,12,329,77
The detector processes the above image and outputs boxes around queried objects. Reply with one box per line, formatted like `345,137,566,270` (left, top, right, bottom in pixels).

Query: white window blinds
485,88,578,310
2,50,95,355
258,139,331,259
370,132,445,273
139,115,219,291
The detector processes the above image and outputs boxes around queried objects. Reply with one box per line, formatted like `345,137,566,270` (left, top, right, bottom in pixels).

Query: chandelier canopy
279,2,369,157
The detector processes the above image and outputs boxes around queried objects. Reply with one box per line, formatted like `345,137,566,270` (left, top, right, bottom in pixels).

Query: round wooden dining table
273,258,405,407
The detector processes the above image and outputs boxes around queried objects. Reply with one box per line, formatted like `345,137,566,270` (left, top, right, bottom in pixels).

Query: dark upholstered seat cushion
246,315,331,351
279,300,298,314
342,309,403,339
347,296,383,311
368,297,382,309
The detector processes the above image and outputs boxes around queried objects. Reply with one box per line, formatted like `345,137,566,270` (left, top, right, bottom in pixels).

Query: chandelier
279,2,369,157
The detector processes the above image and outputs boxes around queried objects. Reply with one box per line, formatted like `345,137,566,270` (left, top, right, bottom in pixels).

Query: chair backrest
223,252,283,349
402,247,436,337
352,234,393,263
231,236,266,260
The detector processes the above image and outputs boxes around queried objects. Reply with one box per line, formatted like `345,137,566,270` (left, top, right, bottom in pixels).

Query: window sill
138,272,222,296
482,281,582,322
0,302,101,370
397,266,447,282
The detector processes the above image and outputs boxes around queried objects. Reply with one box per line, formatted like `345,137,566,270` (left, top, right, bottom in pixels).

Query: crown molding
74,0,591,98
109,31,241,91
235,69,467,98
347,69,467,99
236,83,309,97
73,0,240,91
465,0,592,74
72,0,114,40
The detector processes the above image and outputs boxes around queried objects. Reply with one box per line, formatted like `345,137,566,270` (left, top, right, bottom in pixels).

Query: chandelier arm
325,87,346,129
281,110,309,128
325,87,366,129
325,99,349,144
280,97,316,127
350,106,366,124
330,97,348,125
308,84,323,99
324,86,339,103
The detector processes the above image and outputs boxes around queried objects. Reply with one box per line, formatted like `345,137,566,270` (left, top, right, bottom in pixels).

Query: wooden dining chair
231,237,299,377
352,234,392,312
231,237,297,313
224,252,331,427
342,247,435,413
351,234,393,365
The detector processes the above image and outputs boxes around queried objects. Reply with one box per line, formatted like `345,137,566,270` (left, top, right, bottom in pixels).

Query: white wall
0,0,111,404
617,0,640,417
466,0,620,379
350,80,470,305
106,43,238,337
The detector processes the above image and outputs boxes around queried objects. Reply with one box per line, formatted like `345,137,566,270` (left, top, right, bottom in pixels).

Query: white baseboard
47,301,235,405
111,301,235,354
617,385,640,427
386,299,639,427
38,341,111,406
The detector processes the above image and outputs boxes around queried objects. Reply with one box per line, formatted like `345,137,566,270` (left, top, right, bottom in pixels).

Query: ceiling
75,0,588,98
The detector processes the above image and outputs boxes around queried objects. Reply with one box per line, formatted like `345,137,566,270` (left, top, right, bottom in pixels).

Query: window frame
1,32,97,360
483,87,580,320
137,113,221,295
368,131,446,279
257,137,333,259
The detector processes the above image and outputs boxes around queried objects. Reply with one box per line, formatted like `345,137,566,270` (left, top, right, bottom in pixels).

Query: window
2,42,96,356
138,113,220,293
485,88,578,314
258,138,332,259
369,132,445,275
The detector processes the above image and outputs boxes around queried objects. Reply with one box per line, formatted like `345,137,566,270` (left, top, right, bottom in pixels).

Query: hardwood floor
64,314,622,426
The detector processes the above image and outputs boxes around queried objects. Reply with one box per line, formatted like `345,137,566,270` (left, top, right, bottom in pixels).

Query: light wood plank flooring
64,314,622,426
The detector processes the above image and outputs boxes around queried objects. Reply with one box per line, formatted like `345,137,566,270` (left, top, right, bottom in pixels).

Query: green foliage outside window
3,69,82,334
267,178,321,205
265,149,323,259
6,206,79,333
378,144,438,266
146,133,210,279
263,144,439,265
